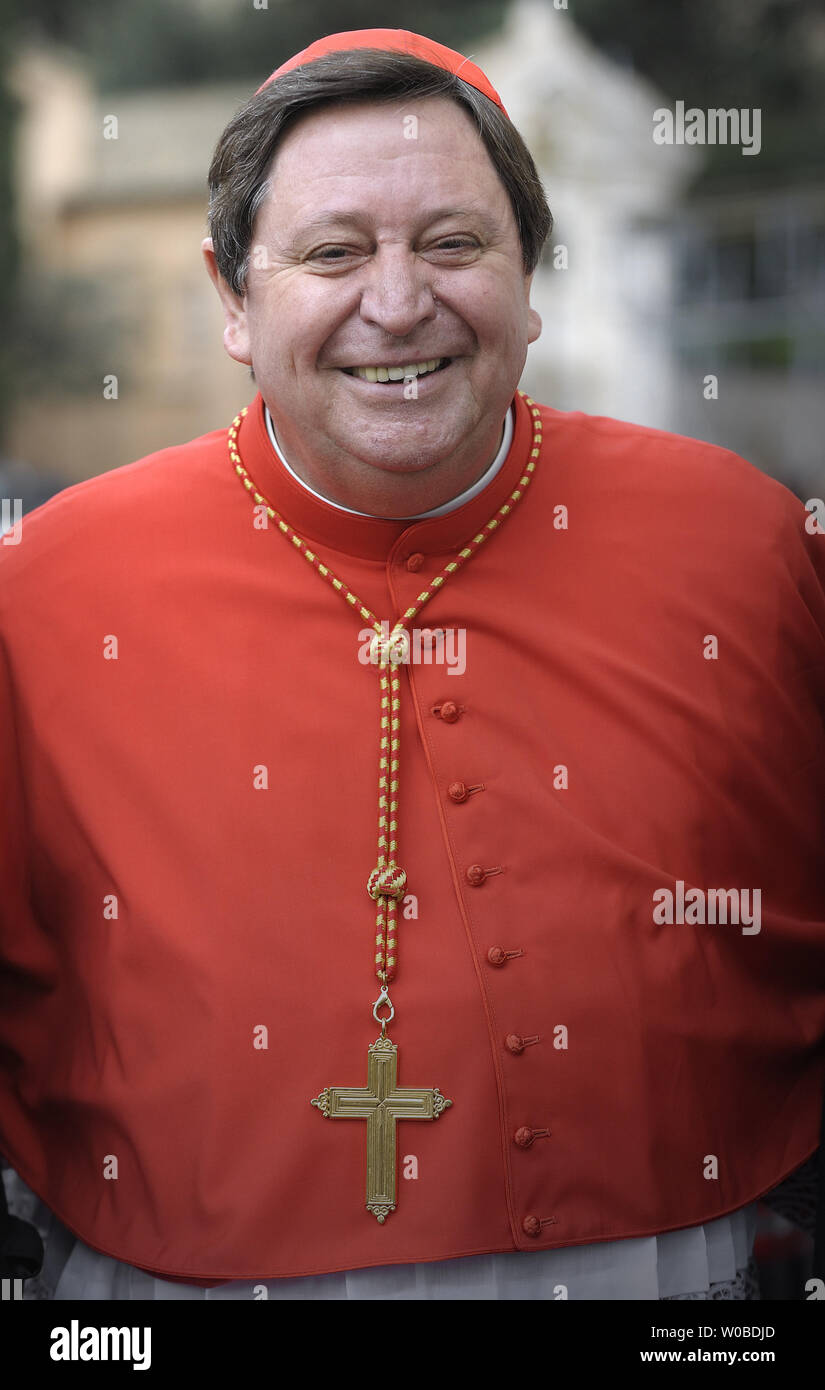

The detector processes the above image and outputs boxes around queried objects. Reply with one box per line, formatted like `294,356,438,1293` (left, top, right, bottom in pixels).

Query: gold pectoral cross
311,1034,453,1222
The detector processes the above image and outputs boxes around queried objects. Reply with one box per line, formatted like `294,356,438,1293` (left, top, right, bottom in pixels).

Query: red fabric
256,28,509,116
1,390,824,1284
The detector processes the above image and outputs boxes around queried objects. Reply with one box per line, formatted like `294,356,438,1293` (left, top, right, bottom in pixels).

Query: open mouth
340,357,452,383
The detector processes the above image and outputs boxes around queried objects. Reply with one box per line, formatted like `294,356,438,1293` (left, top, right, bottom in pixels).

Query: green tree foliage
573,0,825,183
17,0,507,92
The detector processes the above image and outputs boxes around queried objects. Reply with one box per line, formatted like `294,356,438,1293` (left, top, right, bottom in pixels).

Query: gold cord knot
368,628,410,666
367,865,408,901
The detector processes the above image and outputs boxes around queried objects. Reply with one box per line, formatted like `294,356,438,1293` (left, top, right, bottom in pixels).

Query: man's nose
358,247,437,338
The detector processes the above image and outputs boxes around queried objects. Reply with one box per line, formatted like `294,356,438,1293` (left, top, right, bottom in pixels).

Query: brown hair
208,49,553,295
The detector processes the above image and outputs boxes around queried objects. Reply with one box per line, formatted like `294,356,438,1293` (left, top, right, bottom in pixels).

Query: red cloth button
487,946,507,966
522,1215,541,1238
514,1126,535,1149
448,781,469,803
505,1033,525,1055
466,864,486,886
439,701,460,723
406,553,424,572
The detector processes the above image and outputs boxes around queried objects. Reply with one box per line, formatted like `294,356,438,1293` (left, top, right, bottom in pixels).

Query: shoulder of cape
531,398,808,528
0,423,232,595
16,423,230,528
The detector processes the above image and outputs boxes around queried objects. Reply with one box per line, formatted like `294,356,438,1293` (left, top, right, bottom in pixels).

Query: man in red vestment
1,30,823,1301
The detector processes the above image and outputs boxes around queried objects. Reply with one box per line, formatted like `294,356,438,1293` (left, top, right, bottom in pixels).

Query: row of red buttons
433,703,502,890
432,681,556,1242
495,956,555,1236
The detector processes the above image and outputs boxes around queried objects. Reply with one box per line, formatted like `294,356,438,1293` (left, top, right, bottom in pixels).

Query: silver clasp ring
372,984,395,1035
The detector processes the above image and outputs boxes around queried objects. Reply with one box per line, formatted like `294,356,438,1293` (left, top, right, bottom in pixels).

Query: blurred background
0,0,823,510
0,0,822,1297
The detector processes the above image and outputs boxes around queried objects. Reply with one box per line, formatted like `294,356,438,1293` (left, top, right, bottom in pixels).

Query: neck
264,410,513,520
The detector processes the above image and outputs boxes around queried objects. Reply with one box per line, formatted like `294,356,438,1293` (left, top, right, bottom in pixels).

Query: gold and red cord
227,393,543,984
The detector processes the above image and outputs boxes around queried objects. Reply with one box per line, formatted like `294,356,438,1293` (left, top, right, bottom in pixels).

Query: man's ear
202,237,253,367
525,271,542,346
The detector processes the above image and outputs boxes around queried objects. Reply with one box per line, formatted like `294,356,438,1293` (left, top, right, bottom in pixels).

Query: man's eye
312,246,356,261
434,238,478,250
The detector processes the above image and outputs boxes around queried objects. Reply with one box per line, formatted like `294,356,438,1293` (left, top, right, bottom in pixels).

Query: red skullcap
256,28,509,118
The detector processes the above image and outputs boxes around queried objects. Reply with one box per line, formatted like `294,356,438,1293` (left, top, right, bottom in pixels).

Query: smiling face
204,95,542,515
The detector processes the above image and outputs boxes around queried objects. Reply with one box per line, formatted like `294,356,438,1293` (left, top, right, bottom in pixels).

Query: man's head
203,35,552,515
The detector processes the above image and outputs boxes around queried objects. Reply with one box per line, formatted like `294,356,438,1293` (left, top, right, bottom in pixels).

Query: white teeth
350,358,445,382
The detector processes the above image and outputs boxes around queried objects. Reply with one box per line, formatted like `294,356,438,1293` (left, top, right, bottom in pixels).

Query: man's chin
341,455,456,481
331,383,477,466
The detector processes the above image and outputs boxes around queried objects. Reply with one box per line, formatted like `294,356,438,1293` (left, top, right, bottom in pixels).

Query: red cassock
1,388,824,1283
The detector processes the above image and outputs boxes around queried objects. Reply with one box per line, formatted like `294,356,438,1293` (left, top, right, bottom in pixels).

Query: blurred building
6,0,824,499
9,47,252,483
671,185,825,499
477,1,825,500
475,2,697,431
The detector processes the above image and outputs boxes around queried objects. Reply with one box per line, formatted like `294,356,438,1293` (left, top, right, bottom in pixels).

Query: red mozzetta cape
1,389,824,1284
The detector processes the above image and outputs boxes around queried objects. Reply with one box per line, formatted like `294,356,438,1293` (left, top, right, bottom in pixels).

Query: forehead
263,95,506,211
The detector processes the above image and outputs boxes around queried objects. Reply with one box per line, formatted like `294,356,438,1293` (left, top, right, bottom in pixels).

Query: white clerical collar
264,402,514,521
